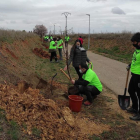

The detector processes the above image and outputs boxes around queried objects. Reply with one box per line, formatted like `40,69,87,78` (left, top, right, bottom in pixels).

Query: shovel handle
124,70,130,96
125,70,130,88
60,69,71,80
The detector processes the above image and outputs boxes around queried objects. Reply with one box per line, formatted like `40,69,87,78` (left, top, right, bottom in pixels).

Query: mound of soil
33,48,50,59
0,83,109,139
0,84,86,139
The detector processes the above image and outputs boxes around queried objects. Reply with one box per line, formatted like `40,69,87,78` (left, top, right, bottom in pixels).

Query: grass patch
0,108,6,120
88,134,101,140
102,96,114,103
101,131,120,140
32,127,41,138
7,120,20,140
94,46,132,63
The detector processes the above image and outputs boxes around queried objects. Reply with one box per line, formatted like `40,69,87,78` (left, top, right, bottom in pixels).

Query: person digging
126,32,140,121
70,63,102,106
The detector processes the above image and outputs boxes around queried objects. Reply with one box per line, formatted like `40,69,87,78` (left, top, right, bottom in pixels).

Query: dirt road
67,45,131,96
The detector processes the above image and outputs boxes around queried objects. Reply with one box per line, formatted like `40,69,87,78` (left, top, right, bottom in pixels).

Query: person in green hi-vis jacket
126,32,140,121
49,38,58,63
65,34,70,47
50,35,53,41
70,63,102,106
57,36,63,60
44,35,49,41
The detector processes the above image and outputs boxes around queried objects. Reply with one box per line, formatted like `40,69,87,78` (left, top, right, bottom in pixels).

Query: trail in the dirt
67,44,131,96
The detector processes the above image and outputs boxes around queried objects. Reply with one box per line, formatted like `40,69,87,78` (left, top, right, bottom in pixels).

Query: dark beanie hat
53,38,57,41
131,32,140,42
80,63,88,69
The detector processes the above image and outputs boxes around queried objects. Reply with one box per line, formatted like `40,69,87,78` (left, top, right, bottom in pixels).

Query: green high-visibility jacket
82,68,102,92
44,36,49,39
46,36,49,39
65,36,70,41
57,39,63,49
131,49,140,75
49,41,56,50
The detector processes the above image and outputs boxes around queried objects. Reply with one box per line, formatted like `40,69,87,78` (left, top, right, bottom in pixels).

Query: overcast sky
0,0,140,33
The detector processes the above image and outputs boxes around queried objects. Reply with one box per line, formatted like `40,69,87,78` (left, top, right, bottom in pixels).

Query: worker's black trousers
65,41,68,48
50,52,57,62
58,48,63,60
78,85,100,103
128,74,140,112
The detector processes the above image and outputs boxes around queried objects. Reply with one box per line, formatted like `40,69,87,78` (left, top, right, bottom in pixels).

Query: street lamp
49,26,52,35
54,23,57,35
86,14,90,49
59,26,62,36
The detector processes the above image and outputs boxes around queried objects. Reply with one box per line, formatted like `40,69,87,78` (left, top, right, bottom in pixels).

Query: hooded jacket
68,46,90,67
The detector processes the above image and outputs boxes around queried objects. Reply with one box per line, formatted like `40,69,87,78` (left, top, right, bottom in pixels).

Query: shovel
50,73,57,95
118,69,130,110
60,69,71,80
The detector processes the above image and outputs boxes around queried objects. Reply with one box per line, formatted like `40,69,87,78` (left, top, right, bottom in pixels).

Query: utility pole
54,23,57,35
59,26,62,36
86,14,90,49
54,24,55,35
62,12,71,35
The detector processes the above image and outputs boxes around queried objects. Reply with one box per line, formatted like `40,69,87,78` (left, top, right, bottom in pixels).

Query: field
69,33,134,64
0,30,140,140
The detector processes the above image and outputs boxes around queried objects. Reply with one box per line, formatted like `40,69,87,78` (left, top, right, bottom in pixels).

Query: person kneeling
71,63,102,106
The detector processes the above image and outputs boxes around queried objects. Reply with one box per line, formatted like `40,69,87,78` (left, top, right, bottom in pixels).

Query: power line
62,12,71,35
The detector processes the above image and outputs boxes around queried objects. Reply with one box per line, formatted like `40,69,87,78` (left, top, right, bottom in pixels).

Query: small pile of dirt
0,84,87,139
48,80,68,92
68,86,79,95
33,48,50,59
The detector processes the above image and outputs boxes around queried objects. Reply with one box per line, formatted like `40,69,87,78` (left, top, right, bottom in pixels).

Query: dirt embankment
1,36,140,140
0,83,110,140
0,37,48,85
0,37,111,139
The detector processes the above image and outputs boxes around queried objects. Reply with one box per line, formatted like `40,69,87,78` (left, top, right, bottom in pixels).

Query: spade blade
118,95,130,110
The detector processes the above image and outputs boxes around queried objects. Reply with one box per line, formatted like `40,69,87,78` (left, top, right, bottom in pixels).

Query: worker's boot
126,107,137,114
129,113,140,121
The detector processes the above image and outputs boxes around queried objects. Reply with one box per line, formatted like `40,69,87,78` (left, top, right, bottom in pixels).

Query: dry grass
69,32,134,64
0,29,37,44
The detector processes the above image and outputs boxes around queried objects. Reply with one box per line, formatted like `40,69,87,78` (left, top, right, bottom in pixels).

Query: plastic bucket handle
88,62,93,70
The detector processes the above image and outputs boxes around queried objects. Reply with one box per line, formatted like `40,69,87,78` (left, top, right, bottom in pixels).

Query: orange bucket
68,95,83,112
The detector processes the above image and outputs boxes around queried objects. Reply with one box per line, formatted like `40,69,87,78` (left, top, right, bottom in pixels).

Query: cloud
87,0,107,2
10,21,16,24
111,7,125,15
0,0,140,33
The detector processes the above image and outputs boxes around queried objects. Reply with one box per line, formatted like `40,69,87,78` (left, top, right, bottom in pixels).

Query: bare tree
33,25,47,38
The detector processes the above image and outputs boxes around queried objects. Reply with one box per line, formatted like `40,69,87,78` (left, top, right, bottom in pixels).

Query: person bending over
70,63,102,106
